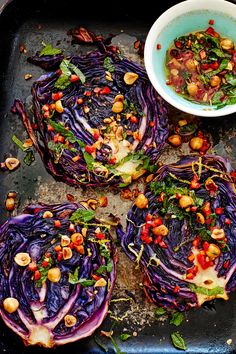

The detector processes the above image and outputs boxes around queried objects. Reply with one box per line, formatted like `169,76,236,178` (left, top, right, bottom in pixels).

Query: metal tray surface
0,1,236,353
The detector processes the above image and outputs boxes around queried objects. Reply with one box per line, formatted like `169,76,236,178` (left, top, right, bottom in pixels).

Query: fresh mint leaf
83,151,95,170
197,228,212,242
210,48,225,58
68,267,80,284
212,91,224,105
48,119,80,144
70,209,95,223
103,57,115,73
189,284,224,296
106,258,113,272
154,307,166,318
96,265,107,274
171,332,187,351
170,312,184,326
39,42,62,57
119,333,131,341
78,278,95,287
225,73,236,86
54,59,86,89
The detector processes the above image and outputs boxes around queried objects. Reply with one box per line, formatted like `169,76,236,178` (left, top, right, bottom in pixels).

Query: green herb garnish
154,307,166,318
70,209,95,223
54,59,86,89
119,333,131,341
189,284,224,296
171,332,187,351
103,57,115,73
35,257,53,288
39,42,62,57
169,312,185,326
12,135,27,151
68,266,80,284
23,150,35,166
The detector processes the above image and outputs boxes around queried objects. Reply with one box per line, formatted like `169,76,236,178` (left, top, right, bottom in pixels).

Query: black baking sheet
0,0,236,353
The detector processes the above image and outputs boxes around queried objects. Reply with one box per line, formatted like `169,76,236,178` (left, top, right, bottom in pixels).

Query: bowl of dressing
144,0,236,117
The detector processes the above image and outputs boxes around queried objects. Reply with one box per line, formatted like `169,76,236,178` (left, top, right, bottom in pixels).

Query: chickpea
210,75,221,87
3,297,19,313
134,194,148,209
196,212,205,224
178,119,188,127
5,197,15,211
64,314,77,327
123,72,139,85
71,233,84,245
55,100,64,113
170,68,179,76
62,247,73,260
43,211,53,218
220,38,234,51
189,137,203,151
61,235,70,247
168,134,182,147
187,83,198,97
211,228,225,241
5,157,20,171
152,225,169,236
95,278,107,287
206,244,221,259
112,101,124,113
179,195,194,209
47,267,61,282
185,59,197,71
14,252,31,266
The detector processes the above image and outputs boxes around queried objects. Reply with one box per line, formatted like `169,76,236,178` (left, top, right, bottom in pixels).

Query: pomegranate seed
28,262,37,272
57,252,63,261
173,285,180,293
68,223,75,232
85,145,96,154
93,132,100,140
84,91,91,97
42,260,49,268
130,116,138,124
54,220,61,228
54,245,62,252
225,218,232,225
47,124,54,132
209,19,214,25
77,98,84,105
70,74,79,82
52,92,63,101
149,121,155,127
215,207,223,215
156,43,161,50
100,86,111,95
34,270,41,280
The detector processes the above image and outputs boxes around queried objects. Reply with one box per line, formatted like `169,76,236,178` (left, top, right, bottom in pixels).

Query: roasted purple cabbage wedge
12,49,168,187
117,155,236,311
0,202,117,347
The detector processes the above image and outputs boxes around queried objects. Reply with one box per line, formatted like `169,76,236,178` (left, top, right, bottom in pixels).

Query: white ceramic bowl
144,0,236,117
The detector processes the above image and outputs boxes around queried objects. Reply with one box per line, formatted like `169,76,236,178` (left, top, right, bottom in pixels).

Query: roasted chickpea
189,137,204,151
206,244,221,259
47,267,61,282
3,297,19,313
196,212,205,224
179,196,194,209
64,314,77,327
168,134,182,147
134,194,148,209
112,101,123,113
123,72,139,85
185,59,197,71
152,225,169,236
187,83,198,97
210,75,221,87
220,38,234,51
211,228,225,241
